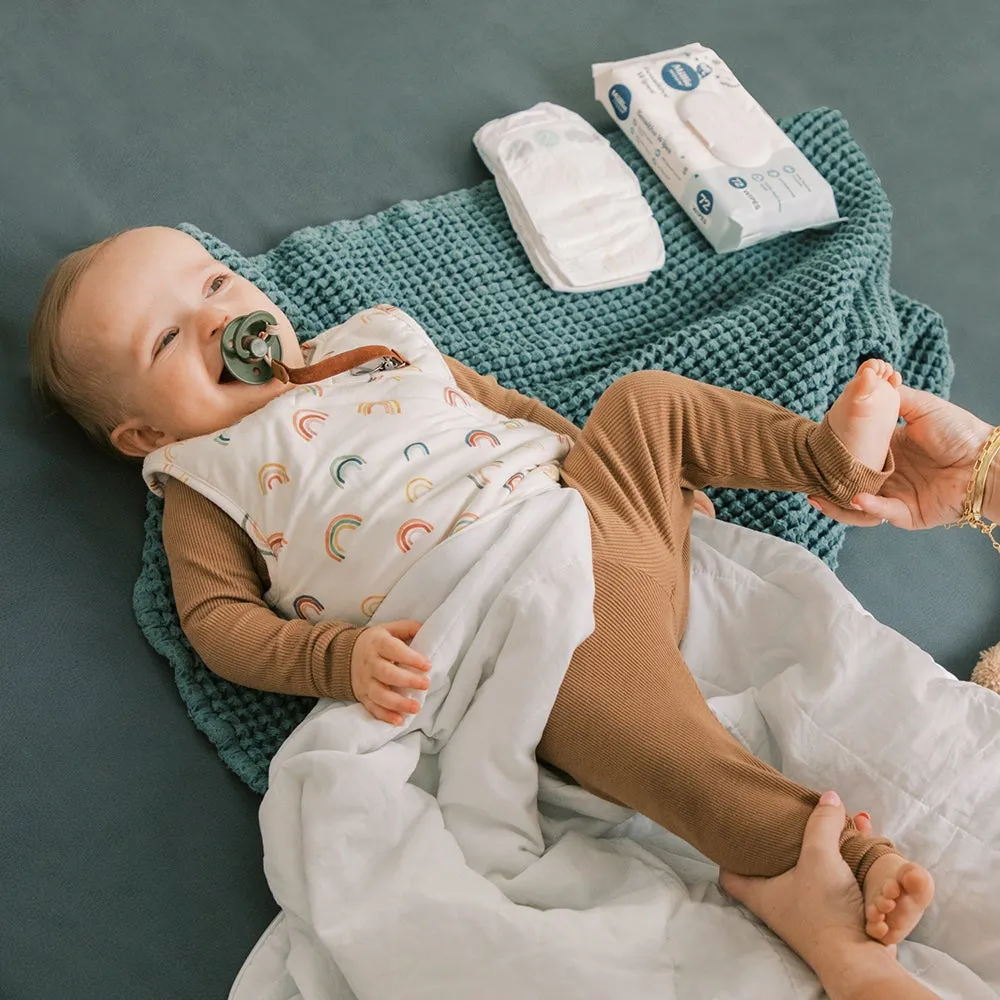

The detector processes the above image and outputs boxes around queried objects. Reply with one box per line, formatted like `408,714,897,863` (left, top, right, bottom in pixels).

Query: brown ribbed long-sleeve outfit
162,356,895,886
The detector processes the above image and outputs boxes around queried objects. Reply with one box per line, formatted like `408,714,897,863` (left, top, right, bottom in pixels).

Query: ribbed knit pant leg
539,370,895,884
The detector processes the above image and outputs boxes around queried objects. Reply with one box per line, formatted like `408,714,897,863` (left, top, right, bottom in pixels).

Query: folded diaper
474,103,665,292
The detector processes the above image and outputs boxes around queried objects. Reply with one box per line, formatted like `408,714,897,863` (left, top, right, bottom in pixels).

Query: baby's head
29,226,303,457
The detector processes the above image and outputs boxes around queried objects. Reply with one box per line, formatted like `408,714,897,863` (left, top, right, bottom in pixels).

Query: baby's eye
209,274,228,294
154,328,179,358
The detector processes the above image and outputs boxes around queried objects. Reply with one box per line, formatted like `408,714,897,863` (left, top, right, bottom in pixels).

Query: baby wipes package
593,44,842,252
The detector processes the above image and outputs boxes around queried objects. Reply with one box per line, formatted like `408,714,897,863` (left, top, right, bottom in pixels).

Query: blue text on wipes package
593,44,842,252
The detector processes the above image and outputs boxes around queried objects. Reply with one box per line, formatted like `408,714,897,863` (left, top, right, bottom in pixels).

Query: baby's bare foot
863,853,935,946
825,359,901,471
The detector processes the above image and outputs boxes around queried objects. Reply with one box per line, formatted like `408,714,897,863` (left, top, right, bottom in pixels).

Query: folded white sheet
231,509,1000,1000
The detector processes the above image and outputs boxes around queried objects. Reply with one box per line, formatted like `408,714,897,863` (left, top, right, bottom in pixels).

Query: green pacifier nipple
220,311,283,384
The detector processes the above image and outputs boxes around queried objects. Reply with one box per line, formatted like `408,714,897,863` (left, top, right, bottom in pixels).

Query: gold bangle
953,425,1000,554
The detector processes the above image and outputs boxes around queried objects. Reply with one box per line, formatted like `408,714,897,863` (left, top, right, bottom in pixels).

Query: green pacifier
220,310,283,384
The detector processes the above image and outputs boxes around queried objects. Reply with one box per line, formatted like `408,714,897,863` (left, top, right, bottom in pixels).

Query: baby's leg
590,366,899,507
545,372,934,941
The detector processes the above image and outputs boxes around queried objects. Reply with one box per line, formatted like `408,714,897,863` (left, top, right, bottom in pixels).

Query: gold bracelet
953,424,1000,554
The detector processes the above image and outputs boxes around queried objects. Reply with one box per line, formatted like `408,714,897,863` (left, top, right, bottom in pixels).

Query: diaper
474,103,665,292
593,44,842,252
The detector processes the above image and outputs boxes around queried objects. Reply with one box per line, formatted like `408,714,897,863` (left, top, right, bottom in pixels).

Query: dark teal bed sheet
3,3,999,998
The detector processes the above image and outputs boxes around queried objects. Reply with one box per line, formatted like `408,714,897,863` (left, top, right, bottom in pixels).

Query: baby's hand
350,619,431,726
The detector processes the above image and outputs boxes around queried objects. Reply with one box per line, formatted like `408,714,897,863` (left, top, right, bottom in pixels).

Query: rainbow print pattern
396,518,433,553
295,384,323,398
360,594,385,618
357,400,401,415
467,461,503,489
502,473,524,493
293,594,324,621
241,514,271,552
258,463,290,495
403,441,429,462
330,454,365,487
325,514,363,562
405,477,433,502
443,386,469,407
293,409,327,441
213,431,231,445
266,532,287,555
465,429,500,449
447,512,479,537
502,419,523,430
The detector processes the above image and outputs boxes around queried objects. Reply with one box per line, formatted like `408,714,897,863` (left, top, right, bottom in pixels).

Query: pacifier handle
220,310,283,384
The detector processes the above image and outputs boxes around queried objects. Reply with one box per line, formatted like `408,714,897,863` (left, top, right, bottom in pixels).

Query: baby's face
63,227,304,456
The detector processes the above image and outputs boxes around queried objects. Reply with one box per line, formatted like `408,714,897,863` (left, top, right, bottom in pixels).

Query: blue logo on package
608,84,632,120
695,189,714,215
661,61,699,91
729,176,747,189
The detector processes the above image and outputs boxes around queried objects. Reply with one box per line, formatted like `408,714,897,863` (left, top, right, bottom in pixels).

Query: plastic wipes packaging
593,44,842,252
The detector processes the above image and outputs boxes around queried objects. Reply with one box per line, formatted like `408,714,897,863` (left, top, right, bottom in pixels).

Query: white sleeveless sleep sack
142,305,571,625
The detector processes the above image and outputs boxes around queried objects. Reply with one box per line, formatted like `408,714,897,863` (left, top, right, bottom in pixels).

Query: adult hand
721,795,941,1000
809,386,994,530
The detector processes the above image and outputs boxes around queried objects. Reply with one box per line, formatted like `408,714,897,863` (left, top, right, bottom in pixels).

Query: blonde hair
28,233,127,447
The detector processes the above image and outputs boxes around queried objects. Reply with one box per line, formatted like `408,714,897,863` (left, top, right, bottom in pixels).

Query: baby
30,225,935,947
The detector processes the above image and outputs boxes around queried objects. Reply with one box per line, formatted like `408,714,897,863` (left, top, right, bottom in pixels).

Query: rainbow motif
503,472,525,493
330,454,365,487
266,532,287,555
405,477,433,502
540,463,560,481
465,429,500,449
360,594,385,618
258,463,290,495
293,409,328,441
502,419,524,429
372,304,397,315
325,514,363,562
447,512,479,537
403,441,430,462
293,594,324,621
443,386,469,407
467,460,504,489
396,518,433,553
296,384,323,397
162,445,177,465
357,399,401,415
213,431,231,445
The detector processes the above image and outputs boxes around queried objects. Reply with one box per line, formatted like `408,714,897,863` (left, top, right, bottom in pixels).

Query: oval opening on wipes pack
678,91,773,168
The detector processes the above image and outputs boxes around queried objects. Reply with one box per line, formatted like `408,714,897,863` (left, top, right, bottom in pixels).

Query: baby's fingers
374,659,431,692
370,681,421,720
377,633,432,672
364,699,405,727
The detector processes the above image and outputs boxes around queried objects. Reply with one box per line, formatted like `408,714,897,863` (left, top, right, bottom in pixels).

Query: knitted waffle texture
133,109,953,793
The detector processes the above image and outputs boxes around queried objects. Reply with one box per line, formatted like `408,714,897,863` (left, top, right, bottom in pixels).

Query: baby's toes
888,369,902,388
865,908,889,939
879,878,901,902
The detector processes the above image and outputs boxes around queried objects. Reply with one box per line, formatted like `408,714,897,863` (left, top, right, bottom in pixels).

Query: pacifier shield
220,311,283,384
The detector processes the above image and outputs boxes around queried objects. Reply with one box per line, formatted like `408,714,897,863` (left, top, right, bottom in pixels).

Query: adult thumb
801,791,847,860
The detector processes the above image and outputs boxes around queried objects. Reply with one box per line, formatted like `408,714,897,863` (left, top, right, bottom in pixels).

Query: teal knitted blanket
133,108,952,794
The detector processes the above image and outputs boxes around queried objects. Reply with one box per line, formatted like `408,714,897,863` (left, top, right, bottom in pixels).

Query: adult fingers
799,791,847,863
849,493,916,530
377,632,431,671
807,496,882,528
374,659,431,691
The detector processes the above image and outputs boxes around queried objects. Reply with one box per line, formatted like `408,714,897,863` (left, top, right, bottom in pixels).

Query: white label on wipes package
593,44,842,252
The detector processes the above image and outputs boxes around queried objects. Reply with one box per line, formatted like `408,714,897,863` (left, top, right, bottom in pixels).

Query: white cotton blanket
230,497,1000,1000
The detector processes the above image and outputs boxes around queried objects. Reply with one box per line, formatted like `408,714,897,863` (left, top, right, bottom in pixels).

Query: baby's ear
110,418,168,458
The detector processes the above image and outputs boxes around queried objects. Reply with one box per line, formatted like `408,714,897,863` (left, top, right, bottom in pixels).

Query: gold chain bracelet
950,424,1000,554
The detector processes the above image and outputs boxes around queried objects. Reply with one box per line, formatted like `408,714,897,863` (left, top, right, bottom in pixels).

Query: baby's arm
443,356,580,441
161,477,361,700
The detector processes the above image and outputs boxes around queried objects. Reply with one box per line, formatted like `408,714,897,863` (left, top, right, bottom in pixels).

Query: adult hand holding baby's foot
350,619,432,726
824,358,902,472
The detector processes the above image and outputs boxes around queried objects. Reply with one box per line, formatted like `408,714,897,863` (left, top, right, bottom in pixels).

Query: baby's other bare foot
825,359,901,471
863,853,935,946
